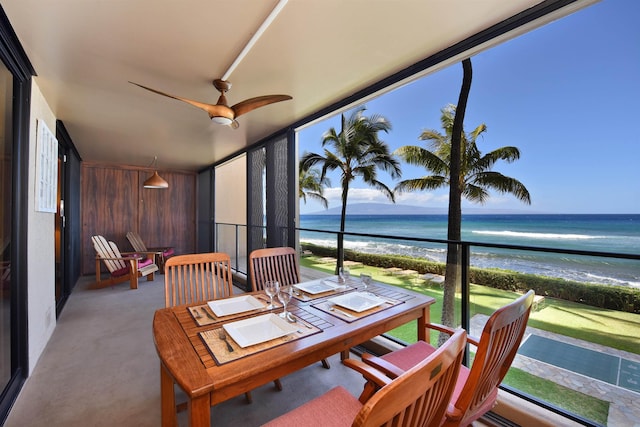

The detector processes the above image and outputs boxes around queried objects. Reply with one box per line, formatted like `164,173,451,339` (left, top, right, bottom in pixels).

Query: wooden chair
263,329,467,427
126,231,174,271
164,252,234,307
249,247,300,292
249,246,330,369
91,235,158,290
360,290,535,427
164,252,274,404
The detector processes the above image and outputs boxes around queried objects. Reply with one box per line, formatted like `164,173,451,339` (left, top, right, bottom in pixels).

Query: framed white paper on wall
35,119,58,213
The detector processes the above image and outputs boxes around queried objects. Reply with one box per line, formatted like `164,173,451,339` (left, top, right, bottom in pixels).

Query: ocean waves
471,230,607,240
299,214,640,289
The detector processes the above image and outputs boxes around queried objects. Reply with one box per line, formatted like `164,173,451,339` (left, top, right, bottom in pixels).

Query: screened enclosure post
336,232,344,272
461,243,470,366
235,224,240,272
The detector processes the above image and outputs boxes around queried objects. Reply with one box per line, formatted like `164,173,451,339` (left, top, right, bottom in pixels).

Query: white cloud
395,192,448,206
321,186,450,208
323,187,396,205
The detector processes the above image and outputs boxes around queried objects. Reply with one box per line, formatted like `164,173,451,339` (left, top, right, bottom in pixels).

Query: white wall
26,79,57,373
215,155,248,265
214,154,247,225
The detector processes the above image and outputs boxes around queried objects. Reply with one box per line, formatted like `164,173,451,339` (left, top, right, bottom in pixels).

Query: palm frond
468,123,487,141
395,176,447,193
395,145,448,175
306,192,329,209
474,146,521,172
368,179,396,202
472,172,531,204
463,183,489,204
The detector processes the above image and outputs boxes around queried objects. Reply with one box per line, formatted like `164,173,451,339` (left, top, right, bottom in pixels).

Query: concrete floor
4,271,366,427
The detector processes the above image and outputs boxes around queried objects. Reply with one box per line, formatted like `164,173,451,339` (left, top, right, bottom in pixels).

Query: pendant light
143,156,168,189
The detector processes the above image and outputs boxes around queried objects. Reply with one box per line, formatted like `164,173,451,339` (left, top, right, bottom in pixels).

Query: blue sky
298,0,640,215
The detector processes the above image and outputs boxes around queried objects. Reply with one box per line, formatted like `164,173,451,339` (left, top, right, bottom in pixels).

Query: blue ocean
299,214,640,288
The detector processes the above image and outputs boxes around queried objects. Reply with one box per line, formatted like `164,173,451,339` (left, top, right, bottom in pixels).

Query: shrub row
301,243,640,313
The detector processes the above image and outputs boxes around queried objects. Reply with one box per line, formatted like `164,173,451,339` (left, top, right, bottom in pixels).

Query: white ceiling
2,0,585,171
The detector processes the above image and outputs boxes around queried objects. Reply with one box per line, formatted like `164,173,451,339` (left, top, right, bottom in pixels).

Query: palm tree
394,104,531,204
394,60,530,333
299,166,330,209
301,106,401,266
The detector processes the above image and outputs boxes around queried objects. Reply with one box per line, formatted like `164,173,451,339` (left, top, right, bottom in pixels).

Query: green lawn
503,368,609,425
300,256,639,424
301,256,640,354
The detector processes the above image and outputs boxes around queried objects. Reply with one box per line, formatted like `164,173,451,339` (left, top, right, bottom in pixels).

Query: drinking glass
339,267,350,285
360,273,372,292
264,280,279,309
277,284,293,318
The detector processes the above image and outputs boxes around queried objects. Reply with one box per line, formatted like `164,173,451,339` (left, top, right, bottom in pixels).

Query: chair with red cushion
91,235,159,289
360,290,535,427
262,329,467,427
126,231,174,271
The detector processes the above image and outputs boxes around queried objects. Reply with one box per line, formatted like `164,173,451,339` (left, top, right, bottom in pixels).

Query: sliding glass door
0,54,13,411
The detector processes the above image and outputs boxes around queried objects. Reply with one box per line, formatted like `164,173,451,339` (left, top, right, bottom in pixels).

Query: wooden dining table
152,278,435,427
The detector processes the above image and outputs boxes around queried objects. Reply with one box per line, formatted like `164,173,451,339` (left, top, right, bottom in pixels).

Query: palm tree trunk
337,184,349,274
441,58,472,342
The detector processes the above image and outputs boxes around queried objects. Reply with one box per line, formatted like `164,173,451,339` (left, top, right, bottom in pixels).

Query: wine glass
277,284,293,318
360,273,372,293
339,266,350,285
264,280,279,309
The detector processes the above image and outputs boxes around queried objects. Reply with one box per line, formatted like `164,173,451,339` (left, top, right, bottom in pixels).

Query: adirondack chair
126,231,174,271
91,235,159,289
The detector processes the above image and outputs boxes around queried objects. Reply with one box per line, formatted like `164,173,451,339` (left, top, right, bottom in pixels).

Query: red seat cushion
138,257,153,268
381,340,437,371
382,340,493,425
111,257,152,277
262,386,361,427
111,266,130,277
162,248,174,257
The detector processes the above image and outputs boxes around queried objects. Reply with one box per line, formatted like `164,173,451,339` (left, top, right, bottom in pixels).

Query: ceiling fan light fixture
211,116,234,125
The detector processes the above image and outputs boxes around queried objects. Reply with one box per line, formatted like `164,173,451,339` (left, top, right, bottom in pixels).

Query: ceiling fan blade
231,94,292,118
129,81,232,119
131,80,290,128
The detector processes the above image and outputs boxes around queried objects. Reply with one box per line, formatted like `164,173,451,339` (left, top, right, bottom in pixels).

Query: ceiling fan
130,79,292,129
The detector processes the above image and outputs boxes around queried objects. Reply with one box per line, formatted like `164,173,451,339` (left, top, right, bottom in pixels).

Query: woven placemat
188,295,282,327
292,278,357,302
200,314,322,365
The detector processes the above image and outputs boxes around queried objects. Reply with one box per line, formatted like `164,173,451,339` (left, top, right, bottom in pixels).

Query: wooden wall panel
137,170,195,259
81,164,196,275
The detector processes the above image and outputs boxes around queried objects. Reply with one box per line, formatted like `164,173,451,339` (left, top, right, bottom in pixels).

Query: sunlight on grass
504,368,609,425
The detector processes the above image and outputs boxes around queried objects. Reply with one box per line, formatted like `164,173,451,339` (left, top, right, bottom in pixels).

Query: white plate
207,295,264,317
328,292,386,312
223,313,300,348
294,279,341,295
